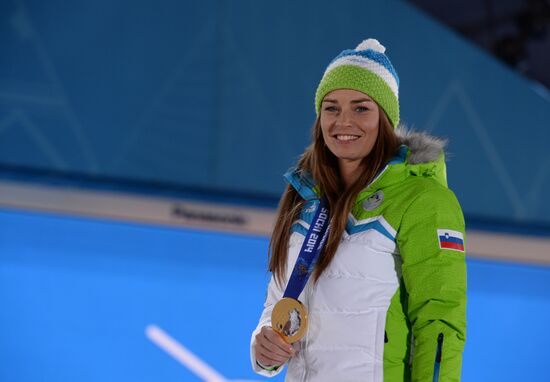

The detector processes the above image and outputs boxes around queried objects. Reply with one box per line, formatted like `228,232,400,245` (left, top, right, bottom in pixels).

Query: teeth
336,135,359,141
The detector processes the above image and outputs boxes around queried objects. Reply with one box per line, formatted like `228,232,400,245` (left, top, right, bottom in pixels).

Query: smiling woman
250,38,467,382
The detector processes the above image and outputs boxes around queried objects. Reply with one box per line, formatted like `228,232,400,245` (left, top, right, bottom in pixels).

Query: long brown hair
269,107,399,287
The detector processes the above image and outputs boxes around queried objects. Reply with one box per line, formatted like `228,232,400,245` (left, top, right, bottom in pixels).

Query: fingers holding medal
255,326,296,368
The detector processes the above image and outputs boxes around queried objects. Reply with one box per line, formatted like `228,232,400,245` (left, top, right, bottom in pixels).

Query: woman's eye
356,106,369,112
324,106,338,112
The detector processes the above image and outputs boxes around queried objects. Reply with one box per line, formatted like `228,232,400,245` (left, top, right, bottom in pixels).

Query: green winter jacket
372,131,467,381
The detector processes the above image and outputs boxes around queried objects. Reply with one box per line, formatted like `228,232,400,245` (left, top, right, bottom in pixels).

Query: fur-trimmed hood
395,126,447,165
369,126,450,190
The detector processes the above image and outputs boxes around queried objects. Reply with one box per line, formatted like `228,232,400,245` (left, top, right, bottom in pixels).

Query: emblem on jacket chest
362,191,384,211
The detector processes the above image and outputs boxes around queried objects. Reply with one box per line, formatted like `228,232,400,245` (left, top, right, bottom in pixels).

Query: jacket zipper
432,333,444,382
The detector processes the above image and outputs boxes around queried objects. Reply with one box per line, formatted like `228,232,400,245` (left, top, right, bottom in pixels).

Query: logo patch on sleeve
437,229,465,252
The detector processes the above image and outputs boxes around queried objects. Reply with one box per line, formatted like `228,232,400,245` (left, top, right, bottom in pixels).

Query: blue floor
1,208,549,381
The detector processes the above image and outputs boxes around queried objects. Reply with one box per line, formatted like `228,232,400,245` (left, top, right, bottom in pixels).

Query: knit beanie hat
315,38,400,128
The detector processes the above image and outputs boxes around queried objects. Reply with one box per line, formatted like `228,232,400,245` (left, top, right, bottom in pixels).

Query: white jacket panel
251,225,400,382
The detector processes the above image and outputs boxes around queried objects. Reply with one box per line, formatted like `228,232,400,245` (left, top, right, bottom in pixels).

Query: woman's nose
337,110,352,127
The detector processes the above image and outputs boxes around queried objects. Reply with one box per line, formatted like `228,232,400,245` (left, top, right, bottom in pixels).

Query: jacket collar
284,128,448,200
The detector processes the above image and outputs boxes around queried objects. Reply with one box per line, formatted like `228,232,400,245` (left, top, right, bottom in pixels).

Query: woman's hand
254,326,296,368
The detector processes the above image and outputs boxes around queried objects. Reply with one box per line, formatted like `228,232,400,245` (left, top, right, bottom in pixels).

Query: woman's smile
333,134,361,142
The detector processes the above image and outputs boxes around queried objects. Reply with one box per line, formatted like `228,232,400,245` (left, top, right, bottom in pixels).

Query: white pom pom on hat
355,38,386,53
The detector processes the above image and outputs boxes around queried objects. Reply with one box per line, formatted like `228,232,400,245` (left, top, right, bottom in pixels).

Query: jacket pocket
432,333,444,382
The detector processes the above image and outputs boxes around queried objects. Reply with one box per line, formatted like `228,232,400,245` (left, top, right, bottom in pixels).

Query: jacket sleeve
397,186,467,382
250,273,286,377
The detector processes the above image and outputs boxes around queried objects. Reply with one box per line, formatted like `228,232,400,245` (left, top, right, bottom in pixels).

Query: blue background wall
1,0,550,226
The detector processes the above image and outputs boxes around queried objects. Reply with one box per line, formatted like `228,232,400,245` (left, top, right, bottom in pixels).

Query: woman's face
320,89,380,167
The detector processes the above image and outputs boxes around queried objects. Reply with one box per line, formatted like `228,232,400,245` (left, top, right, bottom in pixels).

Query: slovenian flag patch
437,229,465,252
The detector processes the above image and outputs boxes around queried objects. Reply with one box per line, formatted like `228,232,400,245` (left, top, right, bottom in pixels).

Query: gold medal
271,297,308,343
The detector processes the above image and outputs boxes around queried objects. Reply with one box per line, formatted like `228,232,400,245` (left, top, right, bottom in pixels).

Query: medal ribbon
283,197,330,299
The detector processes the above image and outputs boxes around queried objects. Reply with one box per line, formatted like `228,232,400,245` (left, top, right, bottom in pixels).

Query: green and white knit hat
315,38,400,128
